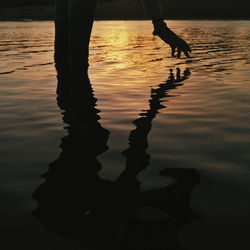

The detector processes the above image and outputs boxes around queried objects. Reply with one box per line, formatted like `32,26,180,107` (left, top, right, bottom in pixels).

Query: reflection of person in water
54,0,191,83
33,68,200,250
35,2,198,249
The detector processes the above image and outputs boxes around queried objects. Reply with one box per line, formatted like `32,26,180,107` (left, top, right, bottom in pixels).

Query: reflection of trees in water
33,68,200,250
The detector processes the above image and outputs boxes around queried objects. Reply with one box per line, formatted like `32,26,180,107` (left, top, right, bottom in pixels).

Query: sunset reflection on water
0,20,250,250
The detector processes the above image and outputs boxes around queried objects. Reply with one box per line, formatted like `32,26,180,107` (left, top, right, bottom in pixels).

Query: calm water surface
0,21,250,250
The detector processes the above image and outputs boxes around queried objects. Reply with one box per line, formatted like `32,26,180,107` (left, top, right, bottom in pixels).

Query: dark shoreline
0,6,249,22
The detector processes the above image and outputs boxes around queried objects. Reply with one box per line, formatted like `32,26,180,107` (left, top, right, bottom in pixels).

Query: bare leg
54,0,97,92
68,0,97,77
54,0,97,108
54,0,70,80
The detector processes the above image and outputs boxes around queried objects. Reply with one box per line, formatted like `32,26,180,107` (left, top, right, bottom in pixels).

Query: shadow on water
33,68,200,250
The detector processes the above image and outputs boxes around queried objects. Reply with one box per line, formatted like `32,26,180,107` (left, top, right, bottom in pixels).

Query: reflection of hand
153,20,191,58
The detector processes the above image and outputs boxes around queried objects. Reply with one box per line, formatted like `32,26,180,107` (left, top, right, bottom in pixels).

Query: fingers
171,46,190,58
176,68,181,81
171,45,176,57
169,39,191,58
183,41,192,57
180,37,191,52
176,47,190,58
184,41,192,53
183,49,190,58
177,47,182,58
176,41,191,58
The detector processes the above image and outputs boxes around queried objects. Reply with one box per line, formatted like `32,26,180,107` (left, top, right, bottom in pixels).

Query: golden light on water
1,20,250,250
90,21,181,92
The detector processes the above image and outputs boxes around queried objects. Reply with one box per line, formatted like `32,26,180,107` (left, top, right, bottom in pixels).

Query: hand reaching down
153,20,192,58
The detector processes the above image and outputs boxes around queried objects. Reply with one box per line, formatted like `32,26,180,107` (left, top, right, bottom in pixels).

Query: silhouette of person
54,0,191,85
33,69,200,250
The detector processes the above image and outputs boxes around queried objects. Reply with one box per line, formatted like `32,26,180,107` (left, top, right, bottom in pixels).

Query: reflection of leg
116,69,191,191
116,117,151,191
69,0,97,77
54,0,70,75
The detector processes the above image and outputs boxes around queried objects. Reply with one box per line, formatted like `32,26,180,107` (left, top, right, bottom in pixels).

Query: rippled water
0,21,250,250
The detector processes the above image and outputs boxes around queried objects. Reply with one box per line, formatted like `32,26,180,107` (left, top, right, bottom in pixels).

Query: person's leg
68,0,98,78
54,0,70,103
54,0,70,76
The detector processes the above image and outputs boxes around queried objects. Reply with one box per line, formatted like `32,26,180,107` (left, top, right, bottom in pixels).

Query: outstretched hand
153,21,191,58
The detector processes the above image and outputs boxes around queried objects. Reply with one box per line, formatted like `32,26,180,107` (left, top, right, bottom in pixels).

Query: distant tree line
0,0,118,8
0,0,249,19
0,0,248,9
0,0,54,8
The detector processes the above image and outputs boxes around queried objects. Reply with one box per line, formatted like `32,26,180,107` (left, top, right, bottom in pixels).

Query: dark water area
0,21,250,250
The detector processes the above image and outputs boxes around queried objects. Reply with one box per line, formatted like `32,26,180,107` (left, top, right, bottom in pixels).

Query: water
0,20,250,250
